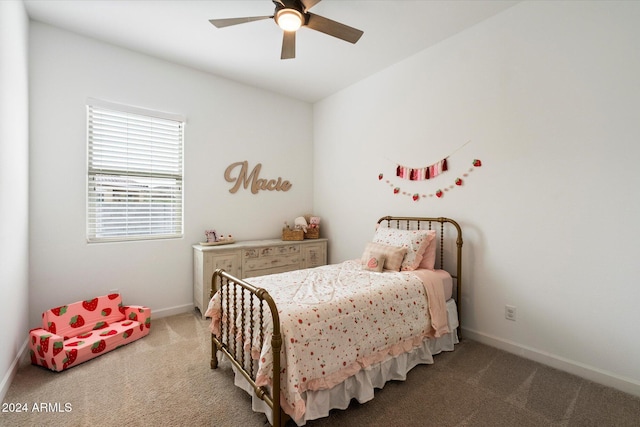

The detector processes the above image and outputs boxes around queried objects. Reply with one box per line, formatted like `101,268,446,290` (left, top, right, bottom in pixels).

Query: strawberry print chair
29,293,151,371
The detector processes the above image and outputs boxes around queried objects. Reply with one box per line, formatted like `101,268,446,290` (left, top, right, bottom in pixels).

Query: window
87,99,184,242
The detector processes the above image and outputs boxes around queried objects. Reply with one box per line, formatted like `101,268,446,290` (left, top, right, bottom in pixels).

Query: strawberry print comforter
207,260,450,422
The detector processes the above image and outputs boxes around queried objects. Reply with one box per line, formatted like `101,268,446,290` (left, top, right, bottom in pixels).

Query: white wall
314,1,640,395
0,0,30,401
28,23,313,326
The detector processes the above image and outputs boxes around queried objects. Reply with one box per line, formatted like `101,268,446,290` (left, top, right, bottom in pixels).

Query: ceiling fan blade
209,16,272,28
306,13,363,44
281,31,296,59
300,0,322,12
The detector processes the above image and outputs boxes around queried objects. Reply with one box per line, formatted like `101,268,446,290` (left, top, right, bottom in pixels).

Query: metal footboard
210,268,285,426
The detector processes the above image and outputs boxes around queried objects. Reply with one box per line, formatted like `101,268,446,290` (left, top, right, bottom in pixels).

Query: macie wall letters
224,161,292,194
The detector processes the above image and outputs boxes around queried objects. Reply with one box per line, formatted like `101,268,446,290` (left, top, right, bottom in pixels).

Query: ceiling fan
209,0,364,60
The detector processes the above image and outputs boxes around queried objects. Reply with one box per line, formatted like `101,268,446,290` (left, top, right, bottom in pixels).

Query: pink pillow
372,227,434,271
418,230,437,270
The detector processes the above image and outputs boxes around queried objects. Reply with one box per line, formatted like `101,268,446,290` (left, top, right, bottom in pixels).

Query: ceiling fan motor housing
275,9,305,32
273,0,309,29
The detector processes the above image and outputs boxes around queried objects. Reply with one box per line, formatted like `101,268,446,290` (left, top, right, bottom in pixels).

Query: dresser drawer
243,244,300,259
244,253,300,272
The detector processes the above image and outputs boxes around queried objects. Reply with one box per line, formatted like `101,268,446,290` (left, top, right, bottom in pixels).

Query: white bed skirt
230,299,460,426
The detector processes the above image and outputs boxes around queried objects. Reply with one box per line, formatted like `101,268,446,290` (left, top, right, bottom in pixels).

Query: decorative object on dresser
282,228,304,241
282,215,321,240
304,216,320,239
206,216,462,426
201,229,235,246
192,238,328,318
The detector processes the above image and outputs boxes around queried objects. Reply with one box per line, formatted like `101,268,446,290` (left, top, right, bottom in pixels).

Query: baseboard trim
462,327,640,398
151,303,194,319
0,338,29,403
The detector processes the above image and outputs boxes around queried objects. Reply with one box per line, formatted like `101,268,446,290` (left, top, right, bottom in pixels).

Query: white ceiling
23,0,519,103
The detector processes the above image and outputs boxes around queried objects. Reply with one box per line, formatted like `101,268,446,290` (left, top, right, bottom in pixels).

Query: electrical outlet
505,305,516,321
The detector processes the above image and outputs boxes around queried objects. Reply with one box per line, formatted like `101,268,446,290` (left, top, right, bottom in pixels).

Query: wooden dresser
193,238,328,318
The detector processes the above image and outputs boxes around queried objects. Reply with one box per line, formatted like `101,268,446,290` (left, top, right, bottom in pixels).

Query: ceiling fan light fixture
275,9,303,32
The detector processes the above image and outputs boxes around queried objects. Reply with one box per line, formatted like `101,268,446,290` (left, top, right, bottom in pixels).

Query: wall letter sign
224,161,292,194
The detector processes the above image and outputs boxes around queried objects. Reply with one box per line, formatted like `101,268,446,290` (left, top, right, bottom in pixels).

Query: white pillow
372,226,434,271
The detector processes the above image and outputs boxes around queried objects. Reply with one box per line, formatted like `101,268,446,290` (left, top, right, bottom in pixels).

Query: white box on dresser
193,238,328,318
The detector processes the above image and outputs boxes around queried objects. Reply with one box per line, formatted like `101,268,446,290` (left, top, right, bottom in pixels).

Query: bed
206,216,463,426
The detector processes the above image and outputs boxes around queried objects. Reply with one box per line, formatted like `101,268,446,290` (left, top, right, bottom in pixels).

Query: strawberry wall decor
396,157,448,181
390,139,471,182
379,158,482,202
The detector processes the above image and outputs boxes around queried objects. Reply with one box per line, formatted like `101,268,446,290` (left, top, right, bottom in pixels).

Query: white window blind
87,100,184,242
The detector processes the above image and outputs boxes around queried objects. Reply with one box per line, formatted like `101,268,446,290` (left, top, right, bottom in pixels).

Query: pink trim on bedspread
411,269,450,338
206,260,450,422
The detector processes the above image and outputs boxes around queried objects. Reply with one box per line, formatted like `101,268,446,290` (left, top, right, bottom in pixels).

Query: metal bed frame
210,216,463,426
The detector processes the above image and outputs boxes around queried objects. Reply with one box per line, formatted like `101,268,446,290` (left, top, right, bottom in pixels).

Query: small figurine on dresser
202,229,234,246
205,229,218,243
294,216,309,233
309,216,320,229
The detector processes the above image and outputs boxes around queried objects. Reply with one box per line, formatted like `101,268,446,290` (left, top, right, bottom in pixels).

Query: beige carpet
2,311,639,426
